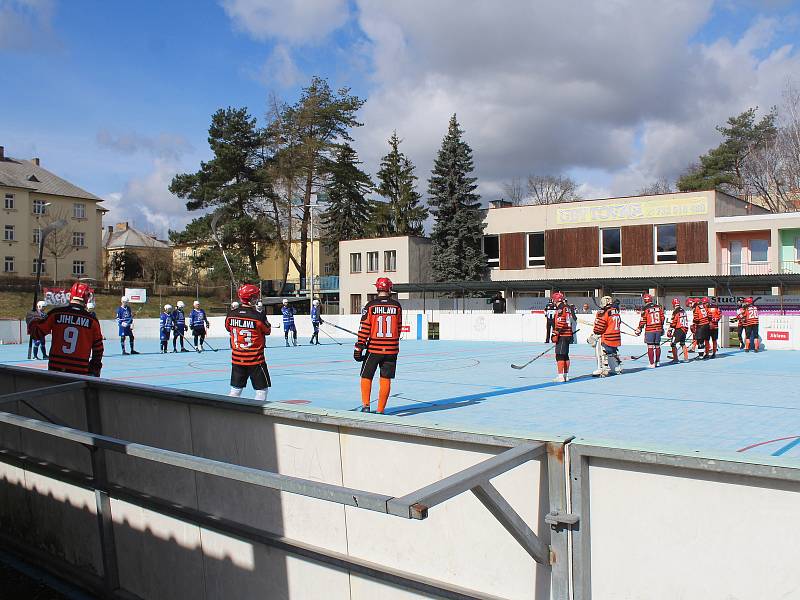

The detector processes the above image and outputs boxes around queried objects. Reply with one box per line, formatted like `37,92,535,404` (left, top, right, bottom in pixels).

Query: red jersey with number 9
30,305,104,375
225,306,271,366
356,297,403,355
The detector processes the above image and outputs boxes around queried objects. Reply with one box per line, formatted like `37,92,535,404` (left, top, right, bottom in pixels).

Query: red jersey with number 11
356,297,402,355
226,306,271,366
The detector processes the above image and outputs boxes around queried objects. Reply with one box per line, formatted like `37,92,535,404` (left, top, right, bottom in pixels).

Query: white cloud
0,0,55,50
250,44,303,88
96,130,193,161
219,0,350,44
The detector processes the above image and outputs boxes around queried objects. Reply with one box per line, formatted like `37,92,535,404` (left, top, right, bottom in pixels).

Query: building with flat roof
0,146,105,281
339,236,432,313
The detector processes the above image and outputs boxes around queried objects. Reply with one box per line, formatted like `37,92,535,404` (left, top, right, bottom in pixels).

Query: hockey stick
210,210,239,289
319,325,343,346
201,337,220,352
511,329,580,370
628,338,673,360
323,322,359,337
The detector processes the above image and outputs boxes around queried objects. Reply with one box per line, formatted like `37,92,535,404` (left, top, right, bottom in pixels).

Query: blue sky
2,0,799,236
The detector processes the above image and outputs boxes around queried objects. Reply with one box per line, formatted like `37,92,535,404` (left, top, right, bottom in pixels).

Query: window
72,260,85,276
367,293,378,302
32,228,41,245
795,237,800,261
323,263,336,275
32,199,47,215
4,193,14,210
527,232,545,267
750,239,768,263
367,251,379,272
4,256,14,273
350,294,362,314
655,224,677,263
72,231,86,247
384,250,397,272
32,258,46,274
601,228,621,264
349,252,362,273
484,235,499,268
4,225,14,241
73,203,86,219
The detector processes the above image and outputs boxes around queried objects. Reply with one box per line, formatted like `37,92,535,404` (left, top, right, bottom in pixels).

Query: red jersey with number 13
225,306,271,366
357,297,402,355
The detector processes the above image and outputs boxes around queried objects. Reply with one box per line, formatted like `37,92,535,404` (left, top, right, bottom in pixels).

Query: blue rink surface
3,336,800,463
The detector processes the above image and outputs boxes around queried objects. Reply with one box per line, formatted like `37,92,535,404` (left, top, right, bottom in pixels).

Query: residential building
258,239,337,296
171,242,214,283
339,236,432,313
0,146,105,281
103,222,172,283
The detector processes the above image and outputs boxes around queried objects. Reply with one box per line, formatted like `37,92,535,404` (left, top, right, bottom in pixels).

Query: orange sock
360,378,372,409
377,377,391,413
564,360,570,375
755,338,760,350
712,339,718,354
683,346,688,360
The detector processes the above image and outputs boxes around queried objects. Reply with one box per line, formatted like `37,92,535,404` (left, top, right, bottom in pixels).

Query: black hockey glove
354,347,365,362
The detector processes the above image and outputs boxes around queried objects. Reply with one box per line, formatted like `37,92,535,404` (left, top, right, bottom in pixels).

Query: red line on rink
737,435,800,452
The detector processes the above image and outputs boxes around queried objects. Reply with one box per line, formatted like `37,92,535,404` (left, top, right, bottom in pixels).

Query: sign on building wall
555,196,708,225
125,288,147,303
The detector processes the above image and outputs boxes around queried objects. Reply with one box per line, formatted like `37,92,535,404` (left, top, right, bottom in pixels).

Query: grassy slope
0,291,225,320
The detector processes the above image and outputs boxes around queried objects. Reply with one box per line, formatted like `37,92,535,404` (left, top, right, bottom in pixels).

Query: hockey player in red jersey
742,297,760,352
550,291,573,382
592,295,623,376
667,298,689,362
707,299,722,358
635,293,665,368
29,281,104,376
355,277,402,414
691,297,712,359
225,284,272,401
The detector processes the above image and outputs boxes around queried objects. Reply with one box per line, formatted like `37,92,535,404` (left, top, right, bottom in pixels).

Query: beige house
339,236,432,313
103,222,172,283
0,146,105,281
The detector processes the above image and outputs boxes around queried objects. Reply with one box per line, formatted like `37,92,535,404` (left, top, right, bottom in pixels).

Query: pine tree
375,132,428,236
428,115,487,282
320,144,373,260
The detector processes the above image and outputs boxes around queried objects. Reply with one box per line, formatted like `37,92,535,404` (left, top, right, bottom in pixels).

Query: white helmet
87,301,95,311
36,300,46,310
282,298,288,304
193,300,200,307
601,295,613,307
231,301,240,310
164,304,172,311
177,301,185,309
312,299,320,306
121,296,129,304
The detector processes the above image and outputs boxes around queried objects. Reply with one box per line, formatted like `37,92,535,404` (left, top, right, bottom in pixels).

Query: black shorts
555,336,572,357
192,325,206,335
709,328,719,341
745,324,759,338
360,353,398,380
671,329,687,345
230,363,271,390
695,324,710,343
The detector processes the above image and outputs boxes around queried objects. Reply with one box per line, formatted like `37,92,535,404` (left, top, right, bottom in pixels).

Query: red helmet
375,277,393,292
551,291,565,303
744,296,754,305
237,283,260,305
672,298,681,308
642,293,653,304
69,281,93,304
701,296,710,304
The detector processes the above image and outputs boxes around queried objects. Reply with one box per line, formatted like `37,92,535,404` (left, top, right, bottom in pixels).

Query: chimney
32,157,40,166
0,146,4,160
107,226,113,235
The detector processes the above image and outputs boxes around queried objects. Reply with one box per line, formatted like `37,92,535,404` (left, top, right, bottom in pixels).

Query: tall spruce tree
375,132,428,235
428,115,487,282
320,144,373,260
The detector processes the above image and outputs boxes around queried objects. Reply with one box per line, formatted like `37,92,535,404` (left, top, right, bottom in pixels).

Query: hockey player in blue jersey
159,304,173,353
189,300,210,352
171,300,188,352
116,296,139,355
281,298,297,347
310,299,323,345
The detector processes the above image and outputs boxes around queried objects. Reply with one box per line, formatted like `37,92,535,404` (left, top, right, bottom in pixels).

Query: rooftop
103,222,169,250
0,148,102,202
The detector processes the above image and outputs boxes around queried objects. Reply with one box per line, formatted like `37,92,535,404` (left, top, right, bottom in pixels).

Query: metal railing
781,260,800,274
716,262,773,275
0,367,572,600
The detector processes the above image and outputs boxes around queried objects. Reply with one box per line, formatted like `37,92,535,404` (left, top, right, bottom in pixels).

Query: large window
384,250,397,272
350,294,362,314
4,256,14,273
32,228,41,245
750,239,768,263
367,251,379,272
484,235,499,268
655,224,677,263
527,232,545,267
32,258,46,274
601,228,621,264
4,225,15,241
72,260,85,276
4,193,14,210
72,231,86,247
349,252,362,273
32,199,47,215
73,203,86,219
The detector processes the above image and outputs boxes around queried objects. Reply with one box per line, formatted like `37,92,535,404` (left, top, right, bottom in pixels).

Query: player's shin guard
712,339,717,355
228,387,243,397
683,346,689,360
360,378,372,410
377,378,391,414
647,347,655,364
654,346,661,363
254,389,268,402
